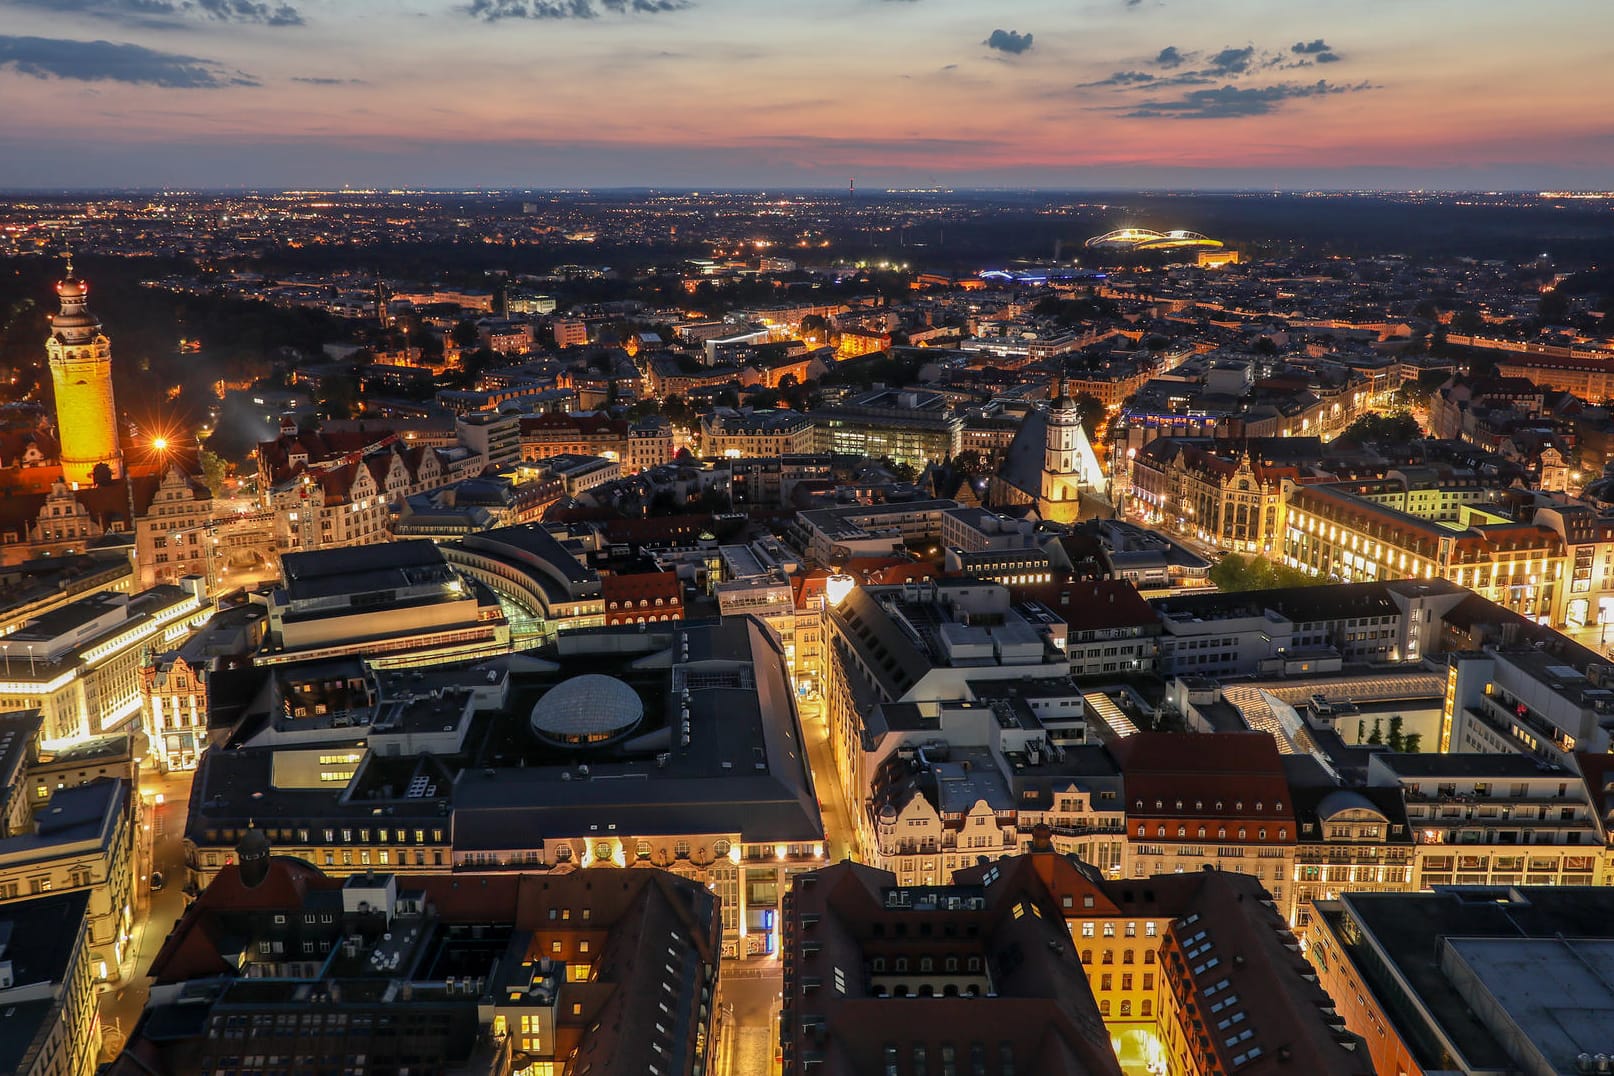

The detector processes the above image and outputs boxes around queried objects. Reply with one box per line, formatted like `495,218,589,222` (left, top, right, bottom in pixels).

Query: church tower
1039,377,1086,520
46,258,123,487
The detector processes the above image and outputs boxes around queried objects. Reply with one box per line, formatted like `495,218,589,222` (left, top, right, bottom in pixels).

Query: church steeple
47,253,122,487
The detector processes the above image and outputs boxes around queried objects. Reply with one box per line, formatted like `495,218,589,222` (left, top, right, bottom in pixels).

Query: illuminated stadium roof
1085,228,1224,251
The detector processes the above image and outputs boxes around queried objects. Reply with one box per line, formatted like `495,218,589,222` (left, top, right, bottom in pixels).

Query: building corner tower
46,259,123,487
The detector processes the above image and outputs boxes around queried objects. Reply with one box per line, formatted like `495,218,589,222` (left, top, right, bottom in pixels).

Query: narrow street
98,768,195,1061
798,696,858,863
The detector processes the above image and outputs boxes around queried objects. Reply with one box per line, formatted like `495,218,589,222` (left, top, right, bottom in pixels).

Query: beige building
1128,438,1296,556
0,778,134,985
0,889,102,1076
699,409,816,459
1368,752,1603,891
0,581,208,748
134,467,213,588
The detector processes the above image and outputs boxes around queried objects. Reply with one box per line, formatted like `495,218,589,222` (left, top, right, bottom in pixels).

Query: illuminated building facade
259,541,509,668
1283,482,1568,625
133,466,213,588
0,581,207,747
45,264,122,489
1128,438,1296,555
1110,733,1298,919
0,778,134,986
699,408,816,459
968,851,1370,1076
1369,752,1604,890
810,389,963,469
0,890,101,1076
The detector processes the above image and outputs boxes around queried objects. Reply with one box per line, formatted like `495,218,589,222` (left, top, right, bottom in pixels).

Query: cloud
1153,46,1184,68
0,34,255,86
1291,38,1339,63
5,0,303,26
1080,69,1157,87
292,75,364,84
1206,45,1256,75
984,28,1032,55
1124,78,1372,119
465,0,689,18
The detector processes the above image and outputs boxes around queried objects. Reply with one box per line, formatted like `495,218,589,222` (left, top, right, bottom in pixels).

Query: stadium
1085,227,1224,251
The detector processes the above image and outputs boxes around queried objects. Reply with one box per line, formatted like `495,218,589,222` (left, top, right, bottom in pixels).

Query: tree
1403,732,1423,754
799,314,829,344
1207,554,1326,593
1387,715,1406,753
1070,392,1107,442
1339,413,1423,444
91,462,114,487
1366,718,1384,746
662,395,693,427
952,450,987,478
198,449,231,497
451,320,480,347
883,459,919,483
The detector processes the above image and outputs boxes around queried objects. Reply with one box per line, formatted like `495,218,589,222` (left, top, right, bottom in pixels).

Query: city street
717,958,784,1076
98,769,194,1062
798,697,858,863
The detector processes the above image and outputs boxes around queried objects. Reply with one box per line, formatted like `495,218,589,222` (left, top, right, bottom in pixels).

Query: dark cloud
1291,39,1339,63
1125,78,1372,119
1080,69,1156,87
1153,45,1184,67
984,28,1032,55
0,34,255,86
465,0,688,18
5,0,302,26
1206,45,1255,75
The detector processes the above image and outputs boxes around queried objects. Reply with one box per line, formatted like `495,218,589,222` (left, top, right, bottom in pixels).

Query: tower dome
237,824,272,889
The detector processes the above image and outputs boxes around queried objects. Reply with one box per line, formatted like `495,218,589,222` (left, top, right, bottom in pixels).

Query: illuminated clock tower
46,259,123,487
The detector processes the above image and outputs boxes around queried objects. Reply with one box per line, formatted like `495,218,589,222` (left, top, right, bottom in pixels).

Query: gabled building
113,851,720,1076
1111,733,1299,917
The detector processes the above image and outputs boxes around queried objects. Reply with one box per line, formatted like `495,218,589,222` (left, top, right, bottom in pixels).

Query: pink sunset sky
0,0,1607,189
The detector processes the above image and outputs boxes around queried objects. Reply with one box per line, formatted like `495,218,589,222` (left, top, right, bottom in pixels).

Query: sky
0,0,1609,190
